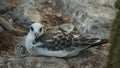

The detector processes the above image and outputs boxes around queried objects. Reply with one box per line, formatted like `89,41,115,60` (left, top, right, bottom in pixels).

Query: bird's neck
27,32,35,42
25,32,35,53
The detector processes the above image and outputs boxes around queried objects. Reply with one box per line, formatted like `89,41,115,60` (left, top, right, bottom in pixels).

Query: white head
29,23,44,38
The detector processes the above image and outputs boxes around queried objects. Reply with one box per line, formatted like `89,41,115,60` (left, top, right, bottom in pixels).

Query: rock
11,0,41,29
11,6,35,29
59,23,74,34
0,57,69,68
0,26,4,32
66,51,107,68
57,0,117,38
0,52,107,68
0,1,15,14
11,0,117,38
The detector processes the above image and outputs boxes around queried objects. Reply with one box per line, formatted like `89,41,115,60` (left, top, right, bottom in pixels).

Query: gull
25,23,108,57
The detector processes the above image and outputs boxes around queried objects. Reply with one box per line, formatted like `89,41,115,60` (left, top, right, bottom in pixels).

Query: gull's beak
34,33,39,38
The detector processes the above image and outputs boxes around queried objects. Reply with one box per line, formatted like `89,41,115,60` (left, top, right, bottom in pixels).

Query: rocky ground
0,0,117,68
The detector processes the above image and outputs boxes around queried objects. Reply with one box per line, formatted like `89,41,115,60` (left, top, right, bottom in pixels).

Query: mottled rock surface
0,57,69,68
11,0,117,38
0,52,107,68
59,23,74,34
0,1,14,14
55,0,117,38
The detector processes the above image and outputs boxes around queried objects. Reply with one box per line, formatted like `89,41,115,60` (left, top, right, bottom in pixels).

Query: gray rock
11,0,117,38
11,0,41,29
0,51,107,68
0,1,14,14
57,0,117,38
12,4,34,29
59,23,74,34
0,57,69,68
0,26,4,32
66,51,107,68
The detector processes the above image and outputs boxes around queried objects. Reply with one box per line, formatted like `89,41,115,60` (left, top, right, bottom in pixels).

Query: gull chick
25,23,108,57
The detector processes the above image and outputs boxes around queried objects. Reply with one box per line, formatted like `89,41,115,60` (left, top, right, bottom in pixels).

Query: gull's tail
88,39,108,48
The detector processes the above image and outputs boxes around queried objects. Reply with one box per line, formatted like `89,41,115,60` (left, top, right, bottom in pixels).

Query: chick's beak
34,33,39,38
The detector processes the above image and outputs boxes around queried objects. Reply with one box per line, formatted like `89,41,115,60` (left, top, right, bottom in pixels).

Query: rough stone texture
66,51,107,68
0,57,69,68
0,26,4,32
59,23,74,34
11,0,117,38
11,0,42,29
0,1,14,14
0,52,107,68
57,0,117,38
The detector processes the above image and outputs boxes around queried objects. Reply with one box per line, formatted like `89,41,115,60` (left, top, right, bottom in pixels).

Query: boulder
11,0,117,38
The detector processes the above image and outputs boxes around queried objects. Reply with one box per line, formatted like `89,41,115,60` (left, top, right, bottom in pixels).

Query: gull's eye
39,27,42,32
31,27,34,31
